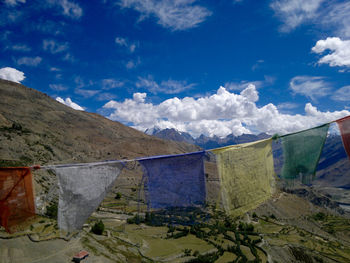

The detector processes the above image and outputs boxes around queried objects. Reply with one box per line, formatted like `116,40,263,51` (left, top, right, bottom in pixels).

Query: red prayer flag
0,167,35,233
336,115,350,160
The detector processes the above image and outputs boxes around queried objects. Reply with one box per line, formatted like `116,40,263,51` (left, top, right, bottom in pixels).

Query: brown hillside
0,79,199,166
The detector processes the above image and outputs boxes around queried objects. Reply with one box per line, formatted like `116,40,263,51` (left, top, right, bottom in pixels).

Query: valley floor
1,191,350,263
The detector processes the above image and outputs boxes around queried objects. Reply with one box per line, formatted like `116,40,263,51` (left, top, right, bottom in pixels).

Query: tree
91,220,104,235
115,192,122,199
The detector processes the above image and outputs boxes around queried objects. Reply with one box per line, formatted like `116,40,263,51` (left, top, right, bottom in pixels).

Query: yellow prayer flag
211,138,275,217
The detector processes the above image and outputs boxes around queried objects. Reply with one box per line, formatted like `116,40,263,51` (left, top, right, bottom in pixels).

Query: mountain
0,79,199,167
145,128,195,144
146,127,270,149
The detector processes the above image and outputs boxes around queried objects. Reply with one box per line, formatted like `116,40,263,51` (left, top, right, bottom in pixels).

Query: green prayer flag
281,124,329,184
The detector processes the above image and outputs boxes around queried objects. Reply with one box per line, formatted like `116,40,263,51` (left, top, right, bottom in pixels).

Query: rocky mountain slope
0,79,199,166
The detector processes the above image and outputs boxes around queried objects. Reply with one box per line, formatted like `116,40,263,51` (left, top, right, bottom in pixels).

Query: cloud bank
0,67,25,83
103,84,350,138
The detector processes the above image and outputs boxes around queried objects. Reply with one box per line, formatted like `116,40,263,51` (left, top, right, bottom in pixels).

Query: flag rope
30,115,349,170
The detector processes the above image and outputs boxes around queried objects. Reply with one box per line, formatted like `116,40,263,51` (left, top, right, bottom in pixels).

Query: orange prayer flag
0,167,35,233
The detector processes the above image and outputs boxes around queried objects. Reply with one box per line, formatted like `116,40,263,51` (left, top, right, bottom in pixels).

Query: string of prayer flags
138,151,206,209
281,123,329,184
0,167,35,233
211,139,275,217
336,116,350,160
53,162,124,232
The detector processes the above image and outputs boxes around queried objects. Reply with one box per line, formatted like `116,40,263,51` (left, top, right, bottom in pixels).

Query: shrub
91,220,105,235
183,248,192,257
115,192,122,199
313,212,326,221
45,203,58,219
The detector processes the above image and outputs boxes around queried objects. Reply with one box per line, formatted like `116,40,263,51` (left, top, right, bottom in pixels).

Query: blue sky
1,0,350,137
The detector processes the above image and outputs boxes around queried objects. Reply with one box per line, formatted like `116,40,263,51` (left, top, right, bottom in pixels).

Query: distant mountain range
145,127,270,149
146,127,350,189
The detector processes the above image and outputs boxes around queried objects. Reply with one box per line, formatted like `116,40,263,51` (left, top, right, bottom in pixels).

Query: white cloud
43,39,69,54
3,0,25,6
62,52,75,62
136,75,195,94
0,67,25,83
49,84,67,91
289,76,331,102
58,0,82,19
102,79,124,89
11,44,31,52
324,1,350,38
271,1,350,37
277,102,299,110
16,56,42,66
56,97,84,110
270,0,324,32
115,37,137,53
103,84,350,137
332,85,350,101
75,88,99,98
115,37,127,47
224,76,275,91
96,92,117,101
312,37,350,67
240,84,258,102
126,59,139,69
119,0,212,31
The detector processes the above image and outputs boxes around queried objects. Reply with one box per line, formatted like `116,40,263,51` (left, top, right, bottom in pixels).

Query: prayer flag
54,162,124,232
281,124,329,184
0,167,35,233
138,151,206,209
336,116,350,160
211,139,275,217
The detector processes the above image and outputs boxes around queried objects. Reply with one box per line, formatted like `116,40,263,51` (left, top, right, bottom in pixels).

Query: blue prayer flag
138,151,206,209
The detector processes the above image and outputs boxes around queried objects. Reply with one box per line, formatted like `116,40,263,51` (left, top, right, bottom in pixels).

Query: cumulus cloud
0,67,25,83
332,86,350,101
312,37,350,67
289,76,331,101
136,75,195,94
270,0,324,32
16,56,42,66
3,0,25,6
56,97,84,110
119,0,212,31
102,84,350,138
